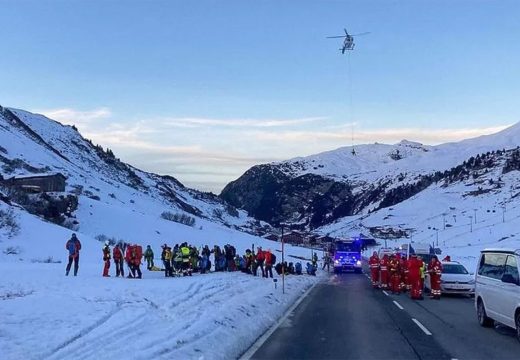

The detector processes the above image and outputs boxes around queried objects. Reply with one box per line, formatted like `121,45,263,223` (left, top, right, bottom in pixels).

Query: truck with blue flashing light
333,239,363,274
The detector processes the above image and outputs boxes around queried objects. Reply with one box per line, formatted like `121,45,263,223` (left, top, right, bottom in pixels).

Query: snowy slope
0,200,320,360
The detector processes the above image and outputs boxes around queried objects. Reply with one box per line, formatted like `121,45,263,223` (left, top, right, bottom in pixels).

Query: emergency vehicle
333,239,363,273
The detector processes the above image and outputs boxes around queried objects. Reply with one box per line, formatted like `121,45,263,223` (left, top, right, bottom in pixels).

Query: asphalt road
248,270,519,360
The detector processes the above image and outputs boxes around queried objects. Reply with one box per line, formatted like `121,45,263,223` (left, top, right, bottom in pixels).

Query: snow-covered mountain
0,105,271,238
221,122,520,230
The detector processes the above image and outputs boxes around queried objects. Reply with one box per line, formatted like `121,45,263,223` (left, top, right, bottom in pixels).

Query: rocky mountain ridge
0,105,269,235
221,123,520,231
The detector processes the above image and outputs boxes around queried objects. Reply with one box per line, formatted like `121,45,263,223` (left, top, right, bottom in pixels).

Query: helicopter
327,28,370,54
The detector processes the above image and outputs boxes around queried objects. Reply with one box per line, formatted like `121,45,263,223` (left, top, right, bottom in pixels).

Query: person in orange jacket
368,251,380,288
254,247,265,277
264,249,274,278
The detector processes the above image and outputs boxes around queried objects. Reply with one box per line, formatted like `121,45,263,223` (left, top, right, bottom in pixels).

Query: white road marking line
239,280,320,360
393,300,404,310
412,318,432,336
382,290,389,296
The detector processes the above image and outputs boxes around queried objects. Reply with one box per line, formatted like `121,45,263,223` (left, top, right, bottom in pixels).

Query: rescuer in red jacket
125,244,134,278
264,249,274,278
130,244,143,279
113,244,124,277
389,254,401,294
379,254,390,290
408,254,424,300
398,253,409,292
254,247,265,277
428,255,443,300
368,251,380,288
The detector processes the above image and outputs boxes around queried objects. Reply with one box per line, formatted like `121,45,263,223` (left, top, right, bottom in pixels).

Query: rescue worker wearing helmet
368,251,380,288
408,254,424,300
428,255,443,300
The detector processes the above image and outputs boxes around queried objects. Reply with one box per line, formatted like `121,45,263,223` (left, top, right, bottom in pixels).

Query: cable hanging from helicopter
326,29,370,155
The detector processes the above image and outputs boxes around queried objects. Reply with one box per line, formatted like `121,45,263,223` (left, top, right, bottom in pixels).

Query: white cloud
159,116,327,128
30,106,514,192
250,125,512,145
34,107,112,128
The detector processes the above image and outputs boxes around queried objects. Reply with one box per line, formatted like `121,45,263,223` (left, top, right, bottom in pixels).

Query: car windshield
335,242,360,252
443,264,469,274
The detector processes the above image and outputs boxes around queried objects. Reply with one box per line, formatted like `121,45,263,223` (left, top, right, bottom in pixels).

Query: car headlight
334,260,339,264
468,279,475,285
356,260,362,266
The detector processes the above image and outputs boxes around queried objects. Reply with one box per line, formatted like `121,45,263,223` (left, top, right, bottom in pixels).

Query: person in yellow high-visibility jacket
161,244,173,277
180,243,192,276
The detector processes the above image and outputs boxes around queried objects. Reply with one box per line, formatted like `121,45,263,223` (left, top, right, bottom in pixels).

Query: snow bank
0,262,320,360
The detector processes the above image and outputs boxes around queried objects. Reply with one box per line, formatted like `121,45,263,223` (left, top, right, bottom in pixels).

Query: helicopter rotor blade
326,35,346,38
344,28,349,35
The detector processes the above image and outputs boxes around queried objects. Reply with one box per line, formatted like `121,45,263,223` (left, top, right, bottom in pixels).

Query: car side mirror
501,274,519,285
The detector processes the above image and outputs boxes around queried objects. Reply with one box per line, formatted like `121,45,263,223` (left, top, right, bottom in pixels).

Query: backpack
68,241,76,256
271,253,277,265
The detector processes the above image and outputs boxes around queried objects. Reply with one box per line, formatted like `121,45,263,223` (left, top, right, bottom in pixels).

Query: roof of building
9,172,66,180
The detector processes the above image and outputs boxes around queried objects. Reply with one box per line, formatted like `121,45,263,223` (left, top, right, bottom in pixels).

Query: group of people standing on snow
65,233,319,279
102,241,144,278
368,251,443,300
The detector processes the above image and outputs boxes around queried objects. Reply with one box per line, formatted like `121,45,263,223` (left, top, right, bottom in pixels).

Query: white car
425,261,475,296
475,248,520,341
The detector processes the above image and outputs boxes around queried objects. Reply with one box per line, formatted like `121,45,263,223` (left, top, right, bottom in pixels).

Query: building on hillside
4,173,67,193
282,230,306,245
314,235,335,244
264,234,279,242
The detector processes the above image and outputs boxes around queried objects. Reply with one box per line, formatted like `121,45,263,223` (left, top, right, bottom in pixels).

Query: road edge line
238,280,320,360
382,290,389,296
412,318,433,336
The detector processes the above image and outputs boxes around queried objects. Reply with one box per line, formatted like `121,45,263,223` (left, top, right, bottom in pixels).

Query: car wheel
477,299,494,328
515,311,520,341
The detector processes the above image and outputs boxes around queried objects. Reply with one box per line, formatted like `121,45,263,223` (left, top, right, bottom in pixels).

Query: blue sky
1,0,519,192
